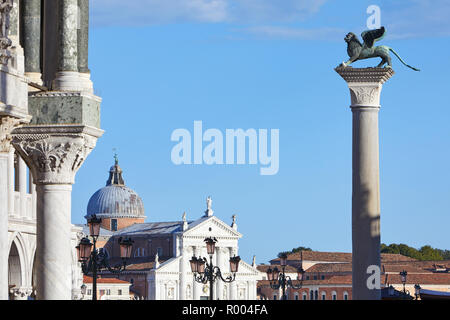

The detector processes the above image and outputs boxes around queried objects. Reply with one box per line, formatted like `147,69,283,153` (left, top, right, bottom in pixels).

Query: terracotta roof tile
257,265,298,273
270,251,416,263
83,275,130,284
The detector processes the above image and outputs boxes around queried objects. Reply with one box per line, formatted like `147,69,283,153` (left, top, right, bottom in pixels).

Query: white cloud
382,0,450,39
90,0,328,26
242,26,344,41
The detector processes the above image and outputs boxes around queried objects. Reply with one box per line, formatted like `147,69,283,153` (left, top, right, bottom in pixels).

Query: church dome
86,157,145,220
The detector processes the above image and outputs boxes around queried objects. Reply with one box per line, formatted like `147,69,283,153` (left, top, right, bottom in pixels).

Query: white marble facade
146,215,261,300
1,0,98,300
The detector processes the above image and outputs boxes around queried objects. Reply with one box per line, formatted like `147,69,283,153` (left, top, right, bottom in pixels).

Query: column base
52,71,94,94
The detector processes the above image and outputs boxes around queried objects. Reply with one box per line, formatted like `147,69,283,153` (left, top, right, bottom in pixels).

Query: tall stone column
52,0,93,92
0,116,23,300
77,0,89,74
22,0,42,85
11,124,103,300
336,67,394,300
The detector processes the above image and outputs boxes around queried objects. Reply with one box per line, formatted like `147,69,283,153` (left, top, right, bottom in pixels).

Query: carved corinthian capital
0,115,23,152
335,67,395,109
11,125,103,185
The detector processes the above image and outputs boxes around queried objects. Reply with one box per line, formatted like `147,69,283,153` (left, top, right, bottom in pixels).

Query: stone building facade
80,161,261,300
1,0,101,300
258,251,450,300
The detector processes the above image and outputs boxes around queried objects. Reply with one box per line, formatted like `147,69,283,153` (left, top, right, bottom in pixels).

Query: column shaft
58,0,78,72
216,247,224,300
18,156,27,218
77,0,89,73
7,149,14,216
336,67,394,300
351,107,381,300
35,184,73,300
22,0,41,73
179,247,186,300
0,153,9,300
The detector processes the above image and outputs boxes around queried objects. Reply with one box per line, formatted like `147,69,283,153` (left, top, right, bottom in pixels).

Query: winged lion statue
338,27,420,71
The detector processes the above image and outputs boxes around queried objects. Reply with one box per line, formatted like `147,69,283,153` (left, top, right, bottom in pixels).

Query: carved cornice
30,91,102,102
11,125,104,184
335,67,395,84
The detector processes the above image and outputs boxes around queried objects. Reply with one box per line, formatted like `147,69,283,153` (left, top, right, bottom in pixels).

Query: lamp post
414,284,421,300
400,270,408,293
189,237,241,300
399,270,411,299
76,215,134,300
266,254,305,300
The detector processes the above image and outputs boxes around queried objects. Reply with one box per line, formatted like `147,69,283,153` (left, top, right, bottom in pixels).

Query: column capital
11,124,103,185
0,115,29,153
335,67,395,108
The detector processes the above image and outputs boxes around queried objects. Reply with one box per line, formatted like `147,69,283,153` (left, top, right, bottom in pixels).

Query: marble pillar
11,124,103,300
0,116,23,300
7,148,14,215
179,246,186,300
22,0,42,84
0,151,8,300
52,0,93,92
336,67,394,300
77,0,89,74
216,247,224,300
18,155,27,218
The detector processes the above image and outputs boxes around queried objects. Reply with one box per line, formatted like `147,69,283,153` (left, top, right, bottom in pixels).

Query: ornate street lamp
399,270,411,299
400,270,408,293
76,215,134,300
414,284,421,300
190,237,241,300
266,254,305,300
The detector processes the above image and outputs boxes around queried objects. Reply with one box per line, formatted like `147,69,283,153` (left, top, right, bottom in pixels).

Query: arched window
310,290,314,300
302,292,307,300
343,291,349,300
321,291,326,300
332,291,337,300
294,293,299,300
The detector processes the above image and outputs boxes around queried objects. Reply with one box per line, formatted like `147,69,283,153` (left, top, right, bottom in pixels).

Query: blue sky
71,0,450,264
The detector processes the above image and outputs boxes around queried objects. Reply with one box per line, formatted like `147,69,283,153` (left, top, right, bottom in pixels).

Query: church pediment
184,216,242,239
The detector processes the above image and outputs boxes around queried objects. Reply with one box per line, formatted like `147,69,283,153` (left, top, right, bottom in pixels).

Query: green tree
277,246,312,258
381,243,446,261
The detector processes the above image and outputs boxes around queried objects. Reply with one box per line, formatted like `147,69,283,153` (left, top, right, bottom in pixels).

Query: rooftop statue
338,26,420,71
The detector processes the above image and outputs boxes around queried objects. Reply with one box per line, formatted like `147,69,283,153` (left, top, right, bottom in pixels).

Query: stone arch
8,232,29,289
